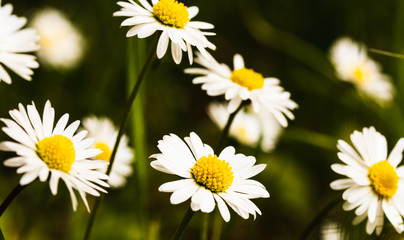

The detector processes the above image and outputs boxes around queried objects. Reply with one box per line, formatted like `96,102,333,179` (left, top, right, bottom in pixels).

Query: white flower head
113,0,216,64
208,102,282,152
330,127,404,235
329,37,394,105
185,52,298,127
0,1,40,84
321,221,347,240
82,116,134,189
150,132,269,222
0,101,109,211
30,8,85,70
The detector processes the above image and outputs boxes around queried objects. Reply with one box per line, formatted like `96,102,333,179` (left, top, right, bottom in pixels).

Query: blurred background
1,0,404,239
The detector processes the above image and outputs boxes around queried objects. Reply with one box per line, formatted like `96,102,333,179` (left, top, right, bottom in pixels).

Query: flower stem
201,213,209,240
216,101,246,151
0,183,27,218
299,197,341,240
0,227,4,240
171,206,195,240
106,38,156,176
128,37,149,240
83,38,157,240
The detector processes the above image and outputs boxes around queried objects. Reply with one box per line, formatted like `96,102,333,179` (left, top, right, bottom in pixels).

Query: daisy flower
0,101,109,211
185,52,298,127
150,132,269,222
321,221,347,240
0,1,39,84
208,102,282,152
30,8,85,70
329,37,394,105
113,0,216,64
330,127,404,235
82,116,134,189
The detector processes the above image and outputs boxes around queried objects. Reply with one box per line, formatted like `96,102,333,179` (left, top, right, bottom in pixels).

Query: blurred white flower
185,52,297,127
330,127,404,235
321,221,347,240
329,37,394,105
31,8,84,70
113,0,216,64
0,101,109,211
0,1,39,84
150,132,269,222
82,116,134,189
208,102,282,152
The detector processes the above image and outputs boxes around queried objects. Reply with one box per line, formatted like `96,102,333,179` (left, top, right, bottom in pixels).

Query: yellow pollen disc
353,65,370,85
235,126,251,143
95,142,111,162
368,161,399,198
153,0,190,29
36,135,75,173
231,68,265,91
191,154,234,193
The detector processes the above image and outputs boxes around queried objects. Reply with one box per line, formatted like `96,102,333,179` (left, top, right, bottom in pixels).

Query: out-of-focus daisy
208,102,282,152
321,221,347,240
30,8,85,70
82,116,134,189
329,37,394,105
0,101,109,211
0,1,39,84
185,52,297,127
330,127,404,235
113,0,216,64
150,132,269,222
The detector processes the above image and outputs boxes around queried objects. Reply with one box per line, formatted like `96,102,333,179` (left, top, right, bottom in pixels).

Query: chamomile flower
330,127,404,235
321,221,347,240
0,1,40,84
113,0,216,64
0,101,109,211
30,8,85,70
82,116,134,189
329,37,394,105
185,52,297,127
150,132,269,222
208,102,282,152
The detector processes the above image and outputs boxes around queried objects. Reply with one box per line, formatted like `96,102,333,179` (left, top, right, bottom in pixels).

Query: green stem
0,226,4,240
201,214,209,240
299,198,341,240
83,38,157,240
83,195,104,240
369,48,404,59
0,183,27,218
216,102,246,151
128,38,149,240
106,38,156,176
171,206,195,240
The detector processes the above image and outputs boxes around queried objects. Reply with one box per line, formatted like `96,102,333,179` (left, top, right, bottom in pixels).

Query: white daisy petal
0,2,39,84
185,49,298,127
0,102,109,211
150,132,269,220
331,126,404,235
81,116,134,189
329,37,394,105
113,0,215,64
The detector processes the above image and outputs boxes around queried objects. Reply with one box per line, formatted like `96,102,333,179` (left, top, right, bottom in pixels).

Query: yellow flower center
95,142,111,162
235,126,251,143
353,65,370,85
368,161,399,198
191,154,234,193
231,68,265,91
36,135,75,173
153,0,190,29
